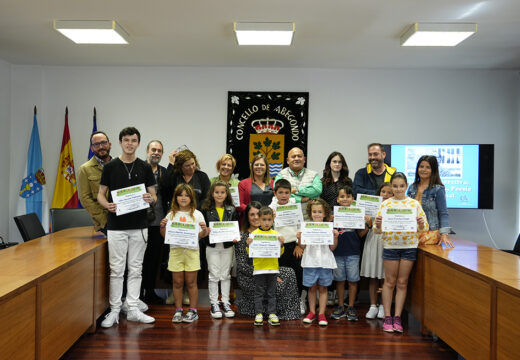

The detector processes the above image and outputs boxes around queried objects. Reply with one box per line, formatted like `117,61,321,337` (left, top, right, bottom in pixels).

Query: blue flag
88,109,98,159
17,112,49,229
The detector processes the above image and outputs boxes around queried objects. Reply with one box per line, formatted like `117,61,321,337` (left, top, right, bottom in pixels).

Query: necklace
122,161,135,180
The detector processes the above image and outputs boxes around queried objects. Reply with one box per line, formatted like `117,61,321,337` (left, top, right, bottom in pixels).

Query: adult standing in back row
274,147,322,220
353,143,396,197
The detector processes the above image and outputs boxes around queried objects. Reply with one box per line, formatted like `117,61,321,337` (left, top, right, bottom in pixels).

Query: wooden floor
62,304,457,359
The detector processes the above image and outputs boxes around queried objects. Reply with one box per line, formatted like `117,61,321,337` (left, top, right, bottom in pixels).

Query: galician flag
88,107,97,159
51,107,79,208
17,106,49,228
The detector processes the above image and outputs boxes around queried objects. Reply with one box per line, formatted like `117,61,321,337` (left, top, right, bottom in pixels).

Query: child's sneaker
377,304,385,319
182,309,199,323
254,313,263,326
303,312,316,324
268,314,280,326
210,303,223,319
393,316,404,333
331,306,346,320
383,316,394,332
346,306,358,321
222,302,235,318
172,308,183,323
366,305,378,319
318,314,328,326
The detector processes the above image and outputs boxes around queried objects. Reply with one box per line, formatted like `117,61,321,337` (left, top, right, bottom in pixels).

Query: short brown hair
367,143,385,152
258,206,274,217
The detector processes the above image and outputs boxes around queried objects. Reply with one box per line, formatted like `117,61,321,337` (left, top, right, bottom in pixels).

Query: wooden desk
409,238,520,360
0,227,108,360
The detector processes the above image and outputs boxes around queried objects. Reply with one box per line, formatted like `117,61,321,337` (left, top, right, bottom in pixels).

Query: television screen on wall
385,144,494,209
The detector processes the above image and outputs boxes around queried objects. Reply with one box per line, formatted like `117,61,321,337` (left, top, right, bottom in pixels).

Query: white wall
0,59,10,241
7,65,520,248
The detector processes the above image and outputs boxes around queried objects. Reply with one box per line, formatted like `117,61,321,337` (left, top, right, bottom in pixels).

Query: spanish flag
52,107,79,208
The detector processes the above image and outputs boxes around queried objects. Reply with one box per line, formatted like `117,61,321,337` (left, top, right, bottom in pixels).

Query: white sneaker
366,305,378,319
300,290,307,315
377,304,385,319
101,311,119,328
300,298,307,315
127,309,155,324
222,303,235,318
121,299,149,313
210,303,223,319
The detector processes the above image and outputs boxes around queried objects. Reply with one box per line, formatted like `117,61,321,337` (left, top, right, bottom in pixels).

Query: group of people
77,130,453,332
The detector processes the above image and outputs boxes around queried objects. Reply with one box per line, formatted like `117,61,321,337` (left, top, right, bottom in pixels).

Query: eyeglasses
91,140,108,148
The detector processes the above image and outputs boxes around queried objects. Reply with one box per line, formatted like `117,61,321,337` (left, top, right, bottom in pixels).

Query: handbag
419,230,441,245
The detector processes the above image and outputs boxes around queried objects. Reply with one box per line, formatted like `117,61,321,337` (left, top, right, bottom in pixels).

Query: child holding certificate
201,180,239,319
360,182,393,320
330,186,369,322
374,173,428,333
160,184,208,324
297,199,338,326
269,179,306,315
246,207,285,326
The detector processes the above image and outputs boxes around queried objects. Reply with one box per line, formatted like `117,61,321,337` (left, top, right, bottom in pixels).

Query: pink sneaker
318,314,328,326
383,316,394,332
303,312,315,323
393,316,403,333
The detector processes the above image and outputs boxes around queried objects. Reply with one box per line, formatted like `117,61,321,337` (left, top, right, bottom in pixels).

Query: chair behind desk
13,212,46,242
50,208,94,233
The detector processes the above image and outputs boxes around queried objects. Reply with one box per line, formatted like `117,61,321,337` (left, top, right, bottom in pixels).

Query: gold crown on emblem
251,118,284,134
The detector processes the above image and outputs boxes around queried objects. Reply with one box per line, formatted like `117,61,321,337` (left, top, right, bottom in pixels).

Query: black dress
235,232,300,320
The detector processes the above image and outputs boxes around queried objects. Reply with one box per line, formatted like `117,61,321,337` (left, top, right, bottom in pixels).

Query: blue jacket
353,164,395,196
407,184,450,234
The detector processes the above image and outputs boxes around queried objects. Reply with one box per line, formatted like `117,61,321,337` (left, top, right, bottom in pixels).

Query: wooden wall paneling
423,256,491,360
90,243,109,332
0,286,36,360
496,286,520,360
39,255,95,360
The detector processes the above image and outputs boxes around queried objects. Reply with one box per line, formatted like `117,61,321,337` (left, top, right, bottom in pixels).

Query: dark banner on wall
226,91,309,180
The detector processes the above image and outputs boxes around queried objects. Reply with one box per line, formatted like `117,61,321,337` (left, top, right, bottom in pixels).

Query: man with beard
141,140,167,304
78,131,112,234
353,143,396,196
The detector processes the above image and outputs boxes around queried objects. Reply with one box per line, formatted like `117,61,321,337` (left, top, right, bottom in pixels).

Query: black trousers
254,273,277,315
141,225,162,295
279,242,304,294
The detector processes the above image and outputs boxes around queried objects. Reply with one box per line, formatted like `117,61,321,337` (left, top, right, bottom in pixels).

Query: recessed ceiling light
234,22,295,46
401,23,477,47
54,20,129,44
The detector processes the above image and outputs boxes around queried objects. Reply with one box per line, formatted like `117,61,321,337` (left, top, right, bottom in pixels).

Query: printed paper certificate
356,194,382,217
111,183,149,216
164,220,199,247
300,222,334,245
274,203,303,227
249,234,281,258
382,208,417,232
333,206,365,229
209,221,240,244
229,186,240,207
